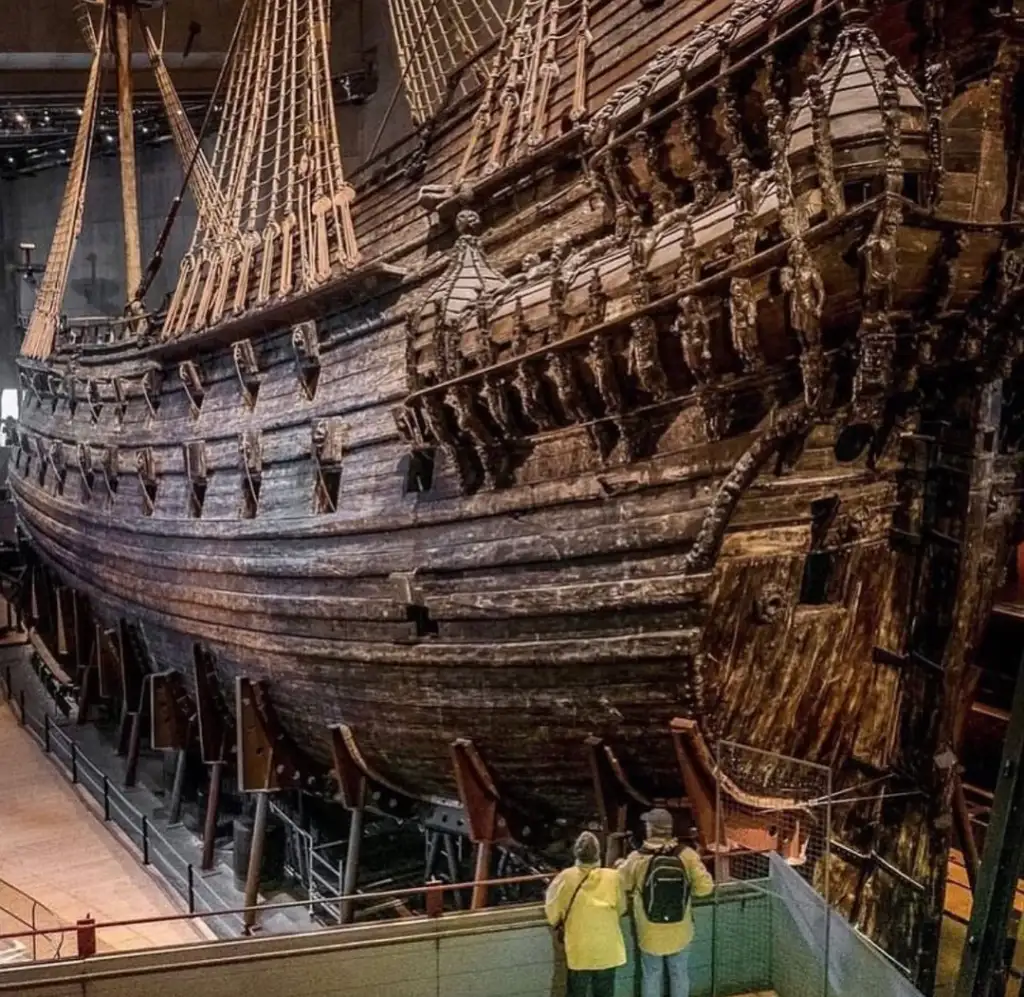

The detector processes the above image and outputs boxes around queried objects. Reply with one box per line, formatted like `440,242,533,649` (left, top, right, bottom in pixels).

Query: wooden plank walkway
0,705,205,954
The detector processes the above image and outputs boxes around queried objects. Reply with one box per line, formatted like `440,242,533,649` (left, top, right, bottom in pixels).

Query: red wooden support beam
450,738,512,910
669,718,718,849
586,735,652,865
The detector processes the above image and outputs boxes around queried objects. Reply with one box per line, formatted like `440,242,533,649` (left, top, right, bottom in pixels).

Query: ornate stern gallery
7,0,1024,985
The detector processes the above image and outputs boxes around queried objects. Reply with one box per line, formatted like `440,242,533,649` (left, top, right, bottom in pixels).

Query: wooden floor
0,706,205,954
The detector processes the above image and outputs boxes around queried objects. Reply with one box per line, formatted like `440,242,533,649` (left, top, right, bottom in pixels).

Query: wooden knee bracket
330,724,369,811
450,738,513,845
192,643,230,764
291,321,321,400
329,723,419,818
586,734,651,860
150,671,193,751
179,361,205,418
237,677,313,791
232,339,261,409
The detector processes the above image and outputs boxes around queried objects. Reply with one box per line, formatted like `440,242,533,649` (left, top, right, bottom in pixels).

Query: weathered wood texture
11,0,1024,983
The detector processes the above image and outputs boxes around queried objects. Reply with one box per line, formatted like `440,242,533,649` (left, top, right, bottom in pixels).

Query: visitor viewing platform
0,866,918,997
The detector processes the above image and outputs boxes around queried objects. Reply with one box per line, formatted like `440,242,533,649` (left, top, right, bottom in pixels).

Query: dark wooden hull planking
10,0,1024,982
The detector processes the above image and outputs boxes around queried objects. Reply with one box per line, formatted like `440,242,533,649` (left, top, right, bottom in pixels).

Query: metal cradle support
585,734,651,866
329,723,370,925
450,737,513,911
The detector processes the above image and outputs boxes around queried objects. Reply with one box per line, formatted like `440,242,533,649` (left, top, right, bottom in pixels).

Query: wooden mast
114,0,142,299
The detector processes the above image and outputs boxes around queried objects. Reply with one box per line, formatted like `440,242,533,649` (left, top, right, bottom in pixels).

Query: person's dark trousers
567,968,616,997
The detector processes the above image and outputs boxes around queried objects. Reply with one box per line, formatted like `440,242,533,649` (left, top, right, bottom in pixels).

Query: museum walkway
0,692,206,955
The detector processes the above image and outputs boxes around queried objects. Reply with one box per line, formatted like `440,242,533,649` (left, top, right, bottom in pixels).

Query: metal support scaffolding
243,790,270,934
201,748,225,872
956,649,1024,997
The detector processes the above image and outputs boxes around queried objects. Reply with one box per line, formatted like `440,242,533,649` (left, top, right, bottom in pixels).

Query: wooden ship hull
8,0,1024,981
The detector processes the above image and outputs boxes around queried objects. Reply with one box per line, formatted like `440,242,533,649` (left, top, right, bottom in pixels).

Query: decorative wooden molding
311,419,344,514
232,338,261,409
178,360,205,418
183,440,208,518
135,447,157,516
292,321,321,400
238,430,262,518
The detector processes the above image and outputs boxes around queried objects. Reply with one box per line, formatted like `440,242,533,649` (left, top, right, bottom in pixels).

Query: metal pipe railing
0,658,554,964
0,871,553,949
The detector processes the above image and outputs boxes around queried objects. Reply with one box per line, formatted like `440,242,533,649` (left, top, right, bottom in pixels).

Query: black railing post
142,816,149,865
18,689,25,726
70,741,78,783
43,713,50,753
103,776,110,821
187,864,195,914
4,664,10,700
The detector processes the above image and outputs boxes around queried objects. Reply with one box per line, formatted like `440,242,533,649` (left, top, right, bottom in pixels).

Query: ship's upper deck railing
52,314,154,353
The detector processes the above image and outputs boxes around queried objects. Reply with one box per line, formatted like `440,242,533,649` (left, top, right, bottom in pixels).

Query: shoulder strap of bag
558,869,593,931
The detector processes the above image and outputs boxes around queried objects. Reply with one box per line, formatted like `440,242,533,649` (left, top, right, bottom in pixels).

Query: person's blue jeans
640,948,689,997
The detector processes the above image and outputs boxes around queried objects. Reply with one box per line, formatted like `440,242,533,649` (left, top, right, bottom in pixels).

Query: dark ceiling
0,1,377,178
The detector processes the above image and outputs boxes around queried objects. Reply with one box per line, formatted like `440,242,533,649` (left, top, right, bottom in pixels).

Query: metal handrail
0,664,224,921
0,660,552,959
0,871,553,947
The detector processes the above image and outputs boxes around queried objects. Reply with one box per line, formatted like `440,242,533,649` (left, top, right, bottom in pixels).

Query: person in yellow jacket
617,809,714,997
545,831,626,997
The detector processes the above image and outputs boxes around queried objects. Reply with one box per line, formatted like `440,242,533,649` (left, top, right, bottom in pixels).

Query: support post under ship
8,0,1024,985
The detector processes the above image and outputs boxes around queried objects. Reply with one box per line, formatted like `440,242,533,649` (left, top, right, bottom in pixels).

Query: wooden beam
114,0,142,297
956,649,1024,997
450,738,511,911
192,644,227,764
586,735,650,865
235,677,302,793
149,671,190,751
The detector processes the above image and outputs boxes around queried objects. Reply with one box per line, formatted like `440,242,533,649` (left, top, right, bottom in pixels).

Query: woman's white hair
573,830,601,864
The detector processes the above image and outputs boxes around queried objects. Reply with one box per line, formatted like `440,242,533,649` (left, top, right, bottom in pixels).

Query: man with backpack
617,808,714,997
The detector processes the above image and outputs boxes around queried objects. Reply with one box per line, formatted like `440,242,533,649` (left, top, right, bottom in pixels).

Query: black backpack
641,845,690,924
